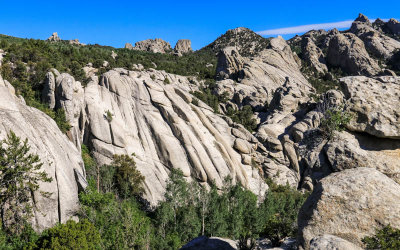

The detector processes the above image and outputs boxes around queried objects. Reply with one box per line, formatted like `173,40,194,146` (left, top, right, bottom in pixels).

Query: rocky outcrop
341,76,400,138
174,39,192,55
111,50,117,59
0,74,85,232
131,38,172,53
309,235,362,250
387,18,400,35
41,71,57,109
298,168,400,249
325,131,400,183
76,69,267,205
68,39,85,46
47,32,61,42
42,71,86,149
327,30,381,76
215,36,312,112
125,43,134,49
216,47,244,80
301,37,328,74
350,14,400,59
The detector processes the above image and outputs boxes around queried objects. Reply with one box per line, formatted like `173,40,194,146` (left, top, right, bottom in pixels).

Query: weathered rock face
341,76,400,138
41,71,57,109
309,235,362,250
216,47,245,80
298,168,400,249
125,43,134,49
42,71,86,150
215,36,312,111
386,18,400,35
0,74,85,232
174,39,192,55
327,31,381,76
350,14,400,59
131,38,172,53
80,69,267,205
301,37,328,74
47,32,61,42
324,131,400,184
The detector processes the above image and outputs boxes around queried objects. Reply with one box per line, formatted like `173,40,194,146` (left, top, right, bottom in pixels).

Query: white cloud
256,19,387,36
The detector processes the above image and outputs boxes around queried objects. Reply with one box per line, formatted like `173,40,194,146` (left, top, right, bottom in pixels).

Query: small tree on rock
0,131,52,234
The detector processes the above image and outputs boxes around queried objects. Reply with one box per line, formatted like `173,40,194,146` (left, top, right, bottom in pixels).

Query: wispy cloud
257,19,387,36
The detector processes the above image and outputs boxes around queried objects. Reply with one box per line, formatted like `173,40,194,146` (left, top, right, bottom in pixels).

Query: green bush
363,225,400,250
34,219,102,250
319,107,351,139
260,181,307,246
226,105,258,132
111,154,145,198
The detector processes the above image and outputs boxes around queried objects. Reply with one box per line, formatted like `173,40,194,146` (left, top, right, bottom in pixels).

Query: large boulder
132,38,172,53
341,76,400,138
298,168,400,249
215,36,312,111
327,30,380,76
0,74,85,232
324,131,400,184
309,235,362,250
174,39,192,55
47,32,61,42
125,43,134,49
181,236,237,250
216,47,245,80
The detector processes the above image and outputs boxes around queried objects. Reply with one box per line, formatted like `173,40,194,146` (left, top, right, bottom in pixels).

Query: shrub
319,107,351,139
259,183,307,247
105,110,113,123
226,105,258,132
163,77,170,84
362,225,400,250
34,219,102,250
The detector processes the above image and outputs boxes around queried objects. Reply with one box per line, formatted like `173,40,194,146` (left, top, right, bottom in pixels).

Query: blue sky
0,0,399,50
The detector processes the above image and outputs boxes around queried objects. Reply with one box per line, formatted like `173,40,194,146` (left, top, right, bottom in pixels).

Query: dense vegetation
0,35,216,133
0,132,307,249
363,225,400,250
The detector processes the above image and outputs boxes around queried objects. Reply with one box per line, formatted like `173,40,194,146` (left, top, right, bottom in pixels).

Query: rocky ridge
41,68,269,205
125,38,172,53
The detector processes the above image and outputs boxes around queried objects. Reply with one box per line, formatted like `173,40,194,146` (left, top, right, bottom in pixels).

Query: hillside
0,13,400,250
202,27,271,57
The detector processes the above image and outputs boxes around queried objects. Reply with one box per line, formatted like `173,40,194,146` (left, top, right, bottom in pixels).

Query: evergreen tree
0,131,52,234
111,154,145,199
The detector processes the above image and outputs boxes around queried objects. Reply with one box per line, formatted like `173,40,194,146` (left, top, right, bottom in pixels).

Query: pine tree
0,131,52,234
111,154,144,199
